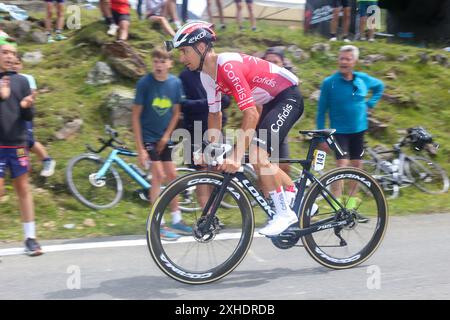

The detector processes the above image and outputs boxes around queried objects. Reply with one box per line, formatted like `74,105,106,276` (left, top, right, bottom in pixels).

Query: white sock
285,185,297,208
269,186,291,218
171,210,182,224
23,221,36,240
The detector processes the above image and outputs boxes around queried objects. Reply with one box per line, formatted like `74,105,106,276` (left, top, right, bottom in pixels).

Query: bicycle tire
300,167,388,269
147,171,254,284
405,156,449,194
66,154,123,210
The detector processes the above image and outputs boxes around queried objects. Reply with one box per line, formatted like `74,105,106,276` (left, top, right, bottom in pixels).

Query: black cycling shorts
334,131,365,160
144,142,172,162
252,85,303,156
332,0,350,8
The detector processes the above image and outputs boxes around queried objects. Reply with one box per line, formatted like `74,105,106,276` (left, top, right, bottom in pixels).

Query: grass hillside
1,9,449,241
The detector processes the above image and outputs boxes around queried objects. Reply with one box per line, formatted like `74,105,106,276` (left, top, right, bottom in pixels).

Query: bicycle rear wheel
300,167,388,269
405,156,449,194
147,172,255,284
66,154,123,210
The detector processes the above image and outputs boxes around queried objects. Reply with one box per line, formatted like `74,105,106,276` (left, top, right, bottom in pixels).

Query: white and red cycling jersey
200,52,298,113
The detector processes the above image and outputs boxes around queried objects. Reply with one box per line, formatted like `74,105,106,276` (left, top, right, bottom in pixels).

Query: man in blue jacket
316,45,384,209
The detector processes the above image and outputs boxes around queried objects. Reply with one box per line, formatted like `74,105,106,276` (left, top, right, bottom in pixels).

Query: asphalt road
1,213,449,300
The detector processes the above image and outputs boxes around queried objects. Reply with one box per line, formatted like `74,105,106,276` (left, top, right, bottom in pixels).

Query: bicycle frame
199,136,348,238
95,149,151,190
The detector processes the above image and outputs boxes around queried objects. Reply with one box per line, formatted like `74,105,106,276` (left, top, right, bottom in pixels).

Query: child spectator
110,0,131,41
12,56,56,177
44,0,67,43
132,48,191,240
0,39,42,256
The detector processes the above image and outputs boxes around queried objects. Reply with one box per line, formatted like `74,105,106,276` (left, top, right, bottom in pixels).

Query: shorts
0,147,30,179
45,0,64,3
334,131,365,160
144,142,172,162
26,121,35,149
332,0,350,8
112,10,130,25
359,1,378,17
252,86,303,156
235,0,253,3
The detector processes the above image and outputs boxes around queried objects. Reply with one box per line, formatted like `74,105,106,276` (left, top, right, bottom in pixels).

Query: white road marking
0,232,265,257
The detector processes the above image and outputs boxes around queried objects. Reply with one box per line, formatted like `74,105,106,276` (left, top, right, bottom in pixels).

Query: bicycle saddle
299,129,336,137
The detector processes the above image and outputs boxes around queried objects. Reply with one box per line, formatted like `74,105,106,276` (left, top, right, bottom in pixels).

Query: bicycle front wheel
66,154,123,210
405,156,449,194
147,171,255,284
300,167,388,269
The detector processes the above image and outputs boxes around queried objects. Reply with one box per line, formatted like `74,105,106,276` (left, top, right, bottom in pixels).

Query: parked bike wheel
147,172,254,284
66,154,123,210
300,167,388,269
405,156,449,194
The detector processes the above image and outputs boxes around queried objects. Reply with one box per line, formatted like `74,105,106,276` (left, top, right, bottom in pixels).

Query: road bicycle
146,129,388,284
363,127,448,199
66,126,195,211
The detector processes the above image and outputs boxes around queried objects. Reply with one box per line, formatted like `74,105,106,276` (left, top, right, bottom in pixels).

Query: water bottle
380,160,393,173
391,159,400,173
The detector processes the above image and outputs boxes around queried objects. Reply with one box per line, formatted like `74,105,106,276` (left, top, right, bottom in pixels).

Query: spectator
100,0,119,36
317,45,384,173
44,0,67,43
0,39,42,256
110,0,131,41
262,47,292,179
132,48,191,241
146,0,176,37
206,0,226,29
329,0,352,42
235,0,256,31
179,67,230,207
166,0,182,30
358,0,378,42
11,56,56,177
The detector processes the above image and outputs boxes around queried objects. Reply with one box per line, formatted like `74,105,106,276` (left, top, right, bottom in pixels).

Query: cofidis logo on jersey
252,76,276,88
271,103,293,133
223,63,246,100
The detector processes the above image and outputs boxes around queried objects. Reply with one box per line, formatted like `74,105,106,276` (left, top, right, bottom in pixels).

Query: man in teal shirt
317,45,384,170
316,45,383,210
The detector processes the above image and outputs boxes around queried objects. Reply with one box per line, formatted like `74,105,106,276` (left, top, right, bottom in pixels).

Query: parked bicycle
66,126,195,211
146,129,388,284
363,127,449,199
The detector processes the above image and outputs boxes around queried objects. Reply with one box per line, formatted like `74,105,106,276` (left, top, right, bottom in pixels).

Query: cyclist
166,21,303,236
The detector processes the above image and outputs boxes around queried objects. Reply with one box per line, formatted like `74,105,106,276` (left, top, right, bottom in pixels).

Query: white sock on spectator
171,210,182,224
23,221,36,240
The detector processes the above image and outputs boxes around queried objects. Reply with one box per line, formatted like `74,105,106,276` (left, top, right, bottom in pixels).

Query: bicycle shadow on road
44,266,341,300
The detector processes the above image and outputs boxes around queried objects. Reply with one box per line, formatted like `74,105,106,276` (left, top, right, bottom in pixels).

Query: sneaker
47,36,55,44
251,26,258,32
219,24,226,30
107,24,119,36
170,221,193,236
40,159,56,177
55,33,67,41
160,226,181,241
343,37,351,43
174,20,182,30
24,238,43,256
368,38,375,43
360,36,367,41
259,210,298,236
329,36,337,41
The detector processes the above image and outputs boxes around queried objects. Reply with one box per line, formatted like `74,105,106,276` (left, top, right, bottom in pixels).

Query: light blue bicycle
66,126,195,210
